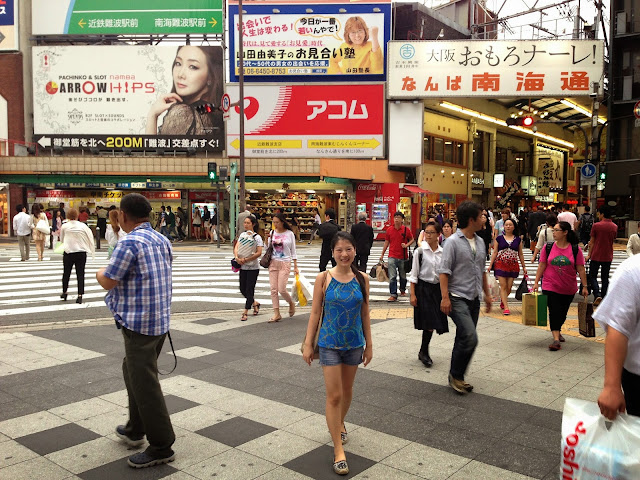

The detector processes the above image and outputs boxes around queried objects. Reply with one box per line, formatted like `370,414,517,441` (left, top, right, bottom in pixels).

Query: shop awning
402,185,430,194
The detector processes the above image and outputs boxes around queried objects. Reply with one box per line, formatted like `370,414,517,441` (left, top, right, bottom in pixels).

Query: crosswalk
0,243,629,318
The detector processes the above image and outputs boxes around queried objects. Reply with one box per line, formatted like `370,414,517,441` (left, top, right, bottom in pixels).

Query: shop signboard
0,0,19,51
32,45,224,152
227,1,391,82
535,144,564,195
34,189,181,203
32,0,223,35
225,84,384,158
388,40,605,98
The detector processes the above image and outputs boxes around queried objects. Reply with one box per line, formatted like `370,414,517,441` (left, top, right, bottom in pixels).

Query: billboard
33,45,224,151
0,0,18,51
536,144,565,195
388,40,605,98
225,84,384,158
32,0,224,35
228,2,391,82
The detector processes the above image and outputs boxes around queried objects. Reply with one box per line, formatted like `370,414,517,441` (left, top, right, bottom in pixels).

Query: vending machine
371,203,389,231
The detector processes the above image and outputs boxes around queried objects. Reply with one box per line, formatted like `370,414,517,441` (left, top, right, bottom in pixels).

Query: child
328,16,382,75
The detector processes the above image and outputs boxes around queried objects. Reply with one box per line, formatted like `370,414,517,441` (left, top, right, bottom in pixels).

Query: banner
32,45,224,151
388,40,605,98
536,144,565,195
0,0,18,51
225,84,384,158
228,2,391,82
32,0,223,35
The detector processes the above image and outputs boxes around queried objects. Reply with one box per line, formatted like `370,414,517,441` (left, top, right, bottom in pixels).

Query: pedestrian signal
208,162,218,181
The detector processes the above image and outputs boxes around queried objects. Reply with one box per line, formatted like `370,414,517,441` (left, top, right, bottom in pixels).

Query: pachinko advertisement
224,83,384,158
227,1,391,82
32,45,224,151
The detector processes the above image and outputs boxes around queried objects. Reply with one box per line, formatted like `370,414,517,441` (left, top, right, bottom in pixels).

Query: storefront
355,183,426,240
189,190,225,238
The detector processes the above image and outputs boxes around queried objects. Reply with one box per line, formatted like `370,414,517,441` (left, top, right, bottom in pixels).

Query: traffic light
196,103,215,115
599,163,607,181
218,165,228,182
208,162,218,181
506,116,534,127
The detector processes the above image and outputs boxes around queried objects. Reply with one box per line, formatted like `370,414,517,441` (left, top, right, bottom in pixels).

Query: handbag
36,218,51,235
369,263,378,279
578,298,595,337
514,275,530,301
301,271,330,359
259,231,274,268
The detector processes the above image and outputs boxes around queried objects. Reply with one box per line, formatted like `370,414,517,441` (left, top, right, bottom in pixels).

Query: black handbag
369,263,378,279
259,232,274,268
515,275,530,301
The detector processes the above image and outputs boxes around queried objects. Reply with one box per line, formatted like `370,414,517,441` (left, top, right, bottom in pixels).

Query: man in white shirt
13,204,33,261
595,254,640,419
557,204,578,230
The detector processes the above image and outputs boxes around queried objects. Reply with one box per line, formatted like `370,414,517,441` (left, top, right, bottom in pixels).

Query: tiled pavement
0,306,607,480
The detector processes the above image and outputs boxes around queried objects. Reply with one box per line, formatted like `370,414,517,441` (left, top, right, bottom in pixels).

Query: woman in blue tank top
302,232,373,476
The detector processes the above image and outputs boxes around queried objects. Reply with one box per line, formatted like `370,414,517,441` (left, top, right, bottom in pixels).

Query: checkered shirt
104,222,173,336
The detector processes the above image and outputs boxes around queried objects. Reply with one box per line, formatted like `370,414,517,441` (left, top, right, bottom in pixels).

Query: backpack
580,214,594,236
545,242,579,267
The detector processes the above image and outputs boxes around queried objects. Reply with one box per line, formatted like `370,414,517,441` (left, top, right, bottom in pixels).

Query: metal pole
216,182,221,249
238,0,246,213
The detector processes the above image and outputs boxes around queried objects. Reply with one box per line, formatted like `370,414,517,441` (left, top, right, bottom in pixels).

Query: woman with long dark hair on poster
146,46,223,136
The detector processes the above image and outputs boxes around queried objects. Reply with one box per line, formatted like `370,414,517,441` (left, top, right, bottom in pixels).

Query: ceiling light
461,173,465,176
451,171,455,175
560,99,607,124
249,189,259,193
306,189,315,193
335,190,344,194
441,169,445,173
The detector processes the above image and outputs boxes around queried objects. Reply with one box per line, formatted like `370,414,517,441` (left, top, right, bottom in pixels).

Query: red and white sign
143,191,181,200
225,84,384,158
189,191,223,202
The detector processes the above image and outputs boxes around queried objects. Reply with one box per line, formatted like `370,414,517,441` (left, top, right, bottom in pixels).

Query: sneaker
548,340,562,351
593,297,603,307
127,450,175,469
115,425,145,447
448,374,468,395
418,351,433,367
387,296,397,302
503,309,510,315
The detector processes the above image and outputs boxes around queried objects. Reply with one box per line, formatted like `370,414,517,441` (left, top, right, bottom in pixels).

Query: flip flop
268,316,282,323
241,313,248,322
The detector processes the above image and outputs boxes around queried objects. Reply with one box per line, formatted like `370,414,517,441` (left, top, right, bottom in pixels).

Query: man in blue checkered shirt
97,193,175,469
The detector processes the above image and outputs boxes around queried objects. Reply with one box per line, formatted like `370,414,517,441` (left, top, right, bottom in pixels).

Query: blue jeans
449,296,480,380
388,257,407,298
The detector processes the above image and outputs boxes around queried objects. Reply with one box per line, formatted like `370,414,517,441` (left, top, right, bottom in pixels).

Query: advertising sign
388,40,605,98
0,0,18,51
225,84,384,158
32,0,223,35
32,45,224,151
535,144,565,195
228,2,391,82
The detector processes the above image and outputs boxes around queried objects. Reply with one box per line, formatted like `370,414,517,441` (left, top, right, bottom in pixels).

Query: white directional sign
581,162,597,186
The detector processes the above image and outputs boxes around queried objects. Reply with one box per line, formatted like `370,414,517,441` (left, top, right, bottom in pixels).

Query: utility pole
238,0,246,214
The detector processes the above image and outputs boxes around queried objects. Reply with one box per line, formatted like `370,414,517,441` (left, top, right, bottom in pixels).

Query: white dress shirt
408,242,443,285
60,220,95,258
13,212,33,236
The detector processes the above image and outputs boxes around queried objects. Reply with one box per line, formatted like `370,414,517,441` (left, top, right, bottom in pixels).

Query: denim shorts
318,346,364,367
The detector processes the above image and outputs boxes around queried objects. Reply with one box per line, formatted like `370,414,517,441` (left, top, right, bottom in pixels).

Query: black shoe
76,295,83,304
127,450,175,468
418,351,433,367
60,293,67,301
115,425,145,447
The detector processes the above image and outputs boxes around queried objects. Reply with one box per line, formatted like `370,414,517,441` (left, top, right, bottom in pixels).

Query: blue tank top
318,277,365,351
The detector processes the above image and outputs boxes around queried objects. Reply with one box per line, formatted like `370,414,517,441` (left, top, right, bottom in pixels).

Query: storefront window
434,138,444,162
455,143,465,165
515,155,525,174
423,136,431,162
444,141,453,163
496,147,507,172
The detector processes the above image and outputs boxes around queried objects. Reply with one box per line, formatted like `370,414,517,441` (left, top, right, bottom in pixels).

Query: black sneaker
127,450,175,469
115,425,145,447
418,351,433,368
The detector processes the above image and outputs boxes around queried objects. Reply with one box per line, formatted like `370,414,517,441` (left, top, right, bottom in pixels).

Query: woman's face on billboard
173,46,209,102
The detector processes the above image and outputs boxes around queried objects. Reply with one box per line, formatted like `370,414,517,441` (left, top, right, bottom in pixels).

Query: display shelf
247,193,320,235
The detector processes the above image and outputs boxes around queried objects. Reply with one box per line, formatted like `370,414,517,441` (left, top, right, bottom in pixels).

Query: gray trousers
17,235,30,260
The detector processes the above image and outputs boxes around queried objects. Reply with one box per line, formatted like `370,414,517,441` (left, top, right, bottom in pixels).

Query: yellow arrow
231,138,302,149
307,138,381,149
209,17,218,28
78,19,86,28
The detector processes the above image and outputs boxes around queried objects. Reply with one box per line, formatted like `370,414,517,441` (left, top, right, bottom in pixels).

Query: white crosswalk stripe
0,244,629,317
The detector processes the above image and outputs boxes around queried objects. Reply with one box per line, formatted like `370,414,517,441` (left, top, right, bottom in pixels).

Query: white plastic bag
561,398,640,479
487,273,500,302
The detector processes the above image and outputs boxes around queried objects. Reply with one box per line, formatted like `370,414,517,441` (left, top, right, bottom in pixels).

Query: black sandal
253,302,260,316
241,313,248,322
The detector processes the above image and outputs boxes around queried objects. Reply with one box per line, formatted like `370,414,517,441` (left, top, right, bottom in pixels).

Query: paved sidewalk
0,303,606,480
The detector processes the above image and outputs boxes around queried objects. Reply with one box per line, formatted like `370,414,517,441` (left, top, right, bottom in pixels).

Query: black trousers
589,260,611,298
62,251,87,295
355,253,369,272
239,269,259,310
121,327,175,456
97,218,107,238
319,251,336,272
542,290,574,332
623,368,640,417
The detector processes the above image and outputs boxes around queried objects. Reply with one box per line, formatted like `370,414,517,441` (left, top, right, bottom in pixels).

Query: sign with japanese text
0,0,18,51
388,40,604,98
34,189,181,202
535,144,565,195
32,0,223,35
225,84,384,158
32,46,224,151
228,2,391,82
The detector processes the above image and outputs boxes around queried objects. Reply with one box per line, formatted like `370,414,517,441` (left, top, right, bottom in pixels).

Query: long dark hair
171,46,222,106
556,221,579,245
330,231,368,303
273,212,292,231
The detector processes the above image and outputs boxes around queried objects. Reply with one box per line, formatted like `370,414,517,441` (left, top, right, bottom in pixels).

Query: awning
402,184,430,194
